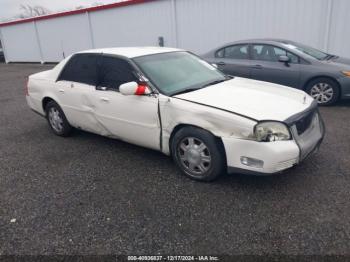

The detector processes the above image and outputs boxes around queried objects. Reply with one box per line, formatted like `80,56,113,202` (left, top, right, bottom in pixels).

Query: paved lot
0,63,350,256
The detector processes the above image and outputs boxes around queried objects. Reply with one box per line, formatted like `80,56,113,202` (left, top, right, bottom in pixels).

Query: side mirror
119,81,151,96
278,55,290,63
211,63,218,68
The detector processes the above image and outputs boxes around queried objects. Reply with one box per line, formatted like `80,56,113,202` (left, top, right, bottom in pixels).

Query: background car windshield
133,52,225,95
282,43,328,60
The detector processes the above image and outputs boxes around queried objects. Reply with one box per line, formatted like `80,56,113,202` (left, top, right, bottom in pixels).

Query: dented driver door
87,55,161,150
89,89,161,150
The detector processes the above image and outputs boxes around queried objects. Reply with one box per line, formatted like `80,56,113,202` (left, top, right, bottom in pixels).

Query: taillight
25,78,29,96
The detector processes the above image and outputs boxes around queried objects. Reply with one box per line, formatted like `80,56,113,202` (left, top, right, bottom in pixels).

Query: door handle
100,97,110,102
217,61,226,66
252,64,263,69
59,89,65,93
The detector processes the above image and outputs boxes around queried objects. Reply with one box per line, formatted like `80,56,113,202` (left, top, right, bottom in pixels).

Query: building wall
0,0,349,63
0,22,42,62
36,14,93,62
175,0,330,54
327,0,350,56
90,0,174,48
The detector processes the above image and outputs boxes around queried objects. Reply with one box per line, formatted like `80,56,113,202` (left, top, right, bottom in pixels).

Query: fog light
240,156,264,168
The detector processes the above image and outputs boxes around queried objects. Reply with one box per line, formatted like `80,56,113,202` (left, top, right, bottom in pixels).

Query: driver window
252,45,275,61
273,46,299,63
97,56,136,91
252,44,299,63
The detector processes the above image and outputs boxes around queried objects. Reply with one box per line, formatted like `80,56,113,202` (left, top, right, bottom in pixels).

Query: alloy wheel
48,107,64,133
310,83,334,104
177,137,211,176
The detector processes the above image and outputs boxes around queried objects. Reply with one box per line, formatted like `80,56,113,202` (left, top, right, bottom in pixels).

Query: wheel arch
168,123,227,165
303,75,341,93
42,96,56,113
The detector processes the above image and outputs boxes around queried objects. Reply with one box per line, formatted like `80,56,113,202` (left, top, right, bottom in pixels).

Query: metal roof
78,46,183,58
0,0,155,27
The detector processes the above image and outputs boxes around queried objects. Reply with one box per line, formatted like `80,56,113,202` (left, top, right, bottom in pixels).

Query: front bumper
338,76,350,100
224,111,325,175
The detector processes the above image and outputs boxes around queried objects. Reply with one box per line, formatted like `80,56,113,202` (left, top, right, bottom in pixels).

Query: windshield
282,43,328,60
133,51,226,96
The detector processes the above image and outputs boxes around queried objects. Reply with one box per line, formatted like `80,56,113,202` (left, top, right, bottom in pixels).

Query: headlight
254,122,291,142
342,71,350,77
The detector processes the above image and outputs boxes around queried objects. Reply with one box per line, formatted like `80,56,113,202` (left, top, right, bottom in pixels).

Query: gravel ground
0,63,350,256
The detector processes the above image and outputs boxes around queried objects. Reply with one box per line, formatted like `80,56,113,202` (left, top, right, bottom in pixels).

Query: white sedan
26,47,325,181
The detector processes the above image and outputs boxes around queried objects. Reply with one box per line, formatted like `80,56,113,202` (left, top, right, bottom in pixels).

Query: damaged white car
26,47,325,181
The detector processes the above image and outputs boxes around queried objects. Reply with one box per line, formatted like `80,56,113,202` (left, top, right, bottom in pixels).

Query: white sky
0,0,125,20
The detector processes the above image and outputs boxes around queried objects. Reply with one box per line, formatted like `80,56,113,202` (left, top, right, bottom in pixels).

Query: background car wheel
45,100,72,136
171,126,226,181
305,78,340,106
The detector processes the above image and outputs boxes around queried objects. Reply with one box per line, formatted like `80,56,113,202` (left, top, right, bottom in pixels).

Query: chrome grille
291,112,324,161
295,110,316,135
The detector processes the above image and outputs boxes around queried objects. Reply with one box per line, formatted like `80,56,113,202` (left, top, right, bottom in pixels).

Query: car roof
220,38,297,46
78,46,184,58
202,38,301,57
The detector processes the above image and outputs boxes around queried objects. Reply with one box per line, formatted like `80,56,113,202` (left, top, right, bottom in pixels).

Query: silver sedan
203,39,350,105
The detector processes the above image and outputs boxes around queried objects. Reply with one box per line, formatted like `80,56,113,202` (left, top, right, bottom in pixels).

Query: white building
0,0,349,63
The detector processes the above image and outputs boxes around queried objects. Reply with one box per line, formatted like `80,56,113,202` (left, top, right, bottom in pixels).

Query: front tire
305,78,340,106
171,126,225,181
45,100,72,136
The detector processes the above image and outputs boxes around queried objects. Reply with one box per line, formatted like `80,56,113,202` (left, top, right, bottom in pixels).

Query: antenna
60,40,65,58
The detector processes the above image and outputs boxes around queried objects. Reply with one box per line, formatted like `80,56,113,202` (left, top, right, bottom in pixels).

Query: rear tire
45,100,72,137
171,126,225,182
305,78,340,106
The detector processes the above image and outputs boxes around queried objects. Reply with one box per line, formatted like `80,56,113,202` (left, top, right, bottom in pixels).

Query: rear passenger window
97,56,136,90
59,54,98,85
216,45,249,60
216,49,225,58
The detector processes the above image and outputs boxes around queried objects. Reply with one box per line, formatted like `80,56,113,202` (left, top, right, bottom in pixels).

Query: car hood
174,77,314,122
322,56,350,69
332,56,350,65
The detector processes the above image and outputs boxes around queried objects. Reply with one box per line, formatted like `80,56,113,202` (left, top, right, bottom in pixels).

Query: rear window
58,53,98,86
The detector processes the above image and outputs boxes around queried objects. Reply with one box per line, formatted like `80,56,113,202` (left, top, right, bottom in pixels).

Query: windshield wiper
322,54,338,61
171,77,231,96
171,87,202,96
201,77,230,88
